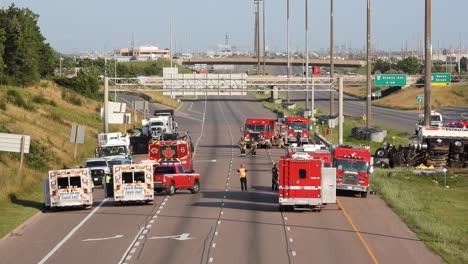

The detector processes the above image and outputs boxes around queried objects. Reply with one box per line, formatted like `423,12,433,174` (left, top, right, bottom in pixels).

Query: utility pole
366,0,372,129
424,0,432,127
305,0,310,111
170,18,173,68
262,0,266,75
329,0,335,115
255,0,261,74
287,0,291,103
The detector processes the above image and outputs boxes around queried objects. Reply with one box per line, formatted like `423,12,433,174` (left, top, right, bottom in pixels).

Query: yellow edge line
337,198,379,264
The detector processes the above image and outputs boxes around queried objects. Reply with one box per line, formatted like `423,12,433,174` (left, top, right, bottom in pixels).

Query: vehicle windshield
334,160,368,173
245,125,267,132
151,122,164,126
108,159,131,167
431,115,441,122
288,124,309,130
99,146,128,157
155,167,176,174
86,161,107,167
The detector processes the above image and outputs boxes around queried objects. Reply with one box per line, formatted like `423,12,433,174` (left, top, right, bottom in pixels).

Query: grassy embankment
253,90,468,264
344,83,468,110
0,82,178,238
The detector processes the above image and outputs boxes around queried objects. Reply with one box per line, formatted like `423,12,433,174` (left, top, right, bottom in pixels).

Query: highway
0,95,442,264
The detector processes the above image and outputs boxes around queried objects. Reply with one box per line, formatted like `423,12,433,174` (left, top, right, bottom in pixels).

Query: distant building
115,46,170,61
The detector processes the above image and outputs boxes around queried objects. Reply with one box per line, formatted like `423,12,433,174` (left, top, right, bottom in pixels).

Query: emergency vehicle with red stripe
113,164,154,204
278,152,336,211
285,117,310,144
148,140,194,170
333,145,373,197
286,144,332,167
44,168,93,210
242,118,276,148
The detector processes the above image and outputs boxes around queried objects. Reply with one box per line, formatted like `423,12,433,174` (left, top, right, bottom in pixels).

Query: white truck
142,109,178,140
44,168,93,210
96,132,131,159
415,111,444,135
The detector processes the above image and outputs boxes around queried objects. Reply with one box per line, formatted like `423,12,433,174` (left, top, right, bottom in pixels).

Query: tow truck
153,163,201,196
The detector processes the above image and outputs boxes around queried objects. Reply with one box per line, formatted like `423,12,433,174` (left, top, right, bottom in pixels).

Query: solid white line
177,115,203,122
118,226,145,264
82,234,123,242
38,198,109,264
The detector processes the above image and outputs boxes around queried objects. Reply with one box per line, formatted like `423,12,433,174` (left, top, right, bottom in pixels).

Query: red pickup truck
153,163,201,196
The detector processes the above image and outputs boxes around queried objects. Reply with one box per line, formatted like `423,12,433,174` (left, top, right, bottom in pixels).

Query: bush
61,90,83,106
6,89,36,111
54,73,102,100
32,95,49,105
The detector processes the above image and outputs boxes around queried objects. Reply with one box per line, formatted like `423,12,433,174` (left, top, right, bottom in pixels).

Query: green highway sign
431,73,451,86
374,74,407,86
416,95,423,103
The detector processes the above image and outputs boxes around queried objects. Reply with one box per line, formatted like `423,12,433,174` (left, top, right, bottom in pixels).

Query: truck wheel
166,182,175,196
361,191,368,198
375,148,386,158
190,180,200,194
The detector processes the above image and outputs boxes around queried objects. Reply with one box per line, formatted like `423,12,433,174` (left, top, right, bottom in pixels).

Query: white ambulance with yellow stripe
44,168,93,210
113,164,154,204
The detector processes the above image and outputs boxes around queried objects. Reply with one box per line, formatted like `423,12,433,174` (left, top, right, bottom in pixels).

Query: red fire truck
285,117,310,144
278,153,336,211
286,144,332,167
332,145,372,197
242,118,276,148
148,140,194,171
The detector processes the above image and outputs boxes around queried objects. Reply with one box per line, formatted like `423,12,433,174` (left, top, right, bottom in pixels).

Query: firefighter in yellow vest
237,163,248,191
105,174,113,198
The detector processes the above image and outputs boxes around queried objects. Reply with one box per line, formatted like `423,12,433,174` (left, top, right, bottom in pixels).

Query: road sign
70,125,85,144
374,74,407,86
431,73,451,86
416,95,423,103
0,133,30,153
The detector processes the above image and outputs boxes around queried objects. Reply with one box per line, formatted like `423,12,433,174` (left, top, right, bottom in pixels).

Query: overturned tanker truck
375,127,468,168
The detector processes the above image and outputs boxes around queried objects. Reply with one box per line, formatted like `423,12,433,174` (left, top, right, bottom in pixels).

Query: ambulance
112,164,154,204
44,168,93,210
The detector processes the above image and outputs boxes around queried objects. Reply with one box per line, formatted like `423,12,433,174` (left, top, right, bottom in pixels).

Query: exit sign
431,73,451,86
374,74,407,86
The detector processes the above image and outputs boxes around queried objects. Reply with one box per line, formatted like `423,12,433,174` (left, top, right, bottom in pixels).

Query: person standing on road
237,163,248,191
272,163,279,191
105,174,113,198
239,137,247,157
251,138,258,157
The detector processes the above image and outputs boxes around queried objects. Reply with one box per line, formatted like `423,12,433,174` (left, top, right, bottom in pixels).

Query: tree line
0,4,56,86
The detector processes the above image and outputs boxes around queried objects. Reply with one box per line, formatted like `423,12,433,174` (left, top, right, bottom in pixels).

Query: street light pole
287,0,290,104
366,0,372,129
305,0,310,111
424,0,432,127
262,0,266,75
329,0,335,115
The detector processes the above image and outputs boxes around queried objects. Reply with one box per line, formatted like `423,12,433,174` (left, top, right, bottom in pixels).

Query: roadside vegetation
344,84,468,110
0,82,129,238
253,90,468,264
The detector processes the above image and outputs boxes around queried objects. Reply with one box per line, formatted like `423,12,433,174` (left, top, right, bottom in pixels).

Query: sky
2,0,467,54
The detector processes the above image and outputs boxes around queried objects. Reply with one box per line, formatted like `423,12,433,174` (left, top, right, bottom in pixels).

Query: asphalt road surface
0,95,442,264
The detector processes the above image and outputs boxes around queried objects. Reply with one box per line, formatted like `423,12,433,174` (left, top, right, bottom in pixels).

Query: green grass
0,184,44,238
372,168,468,264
